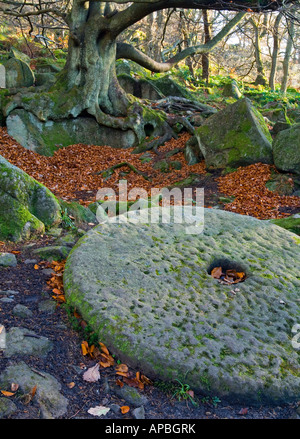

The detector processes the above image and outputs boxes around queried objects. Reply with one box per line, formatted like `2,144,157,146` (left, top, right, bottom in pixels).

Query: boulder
273,123,300,175
0,155,61,241
0,362,68,419
151,76,193,99
222,79,242,99
184,135,204,165
64,207,300,405
4,58,34,88
0,253,17,267
118,74,163,100
35,72,56,87
9,47,31,64
6,109,137,156
195,98,273,169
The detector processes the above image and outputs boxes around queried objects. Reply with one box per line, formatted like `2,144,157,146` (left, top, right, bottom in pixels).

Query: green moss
270,216,300,236
0,192,45,241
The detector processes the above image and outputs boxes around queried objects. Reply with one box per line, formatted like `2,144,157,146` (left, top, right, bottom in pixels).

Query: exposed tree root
97,161,152,181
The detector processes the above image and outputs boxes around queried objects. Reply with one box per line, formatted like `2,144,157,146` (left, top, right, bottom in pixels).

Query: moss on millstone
270,216,300,236
63,207,300,404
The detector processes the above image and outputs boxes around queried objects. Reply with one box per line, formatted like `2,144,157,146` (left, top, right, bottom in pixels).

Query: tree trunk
201,9,212,84
269,13,282,90
281,18,295,94
4,2,246,152
66,2,129,118
251,17,267,86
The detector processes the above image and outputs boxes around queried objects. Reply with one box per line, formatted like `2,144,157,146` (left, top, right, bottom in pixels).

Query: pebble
12,304,33,318
0,253,17,267
0,290,19,296
132,406,145,419
24,259,38,264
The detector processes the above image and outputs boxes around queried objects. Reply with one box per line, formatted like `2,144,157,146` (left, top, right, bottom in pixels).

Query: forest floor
1,128,300,421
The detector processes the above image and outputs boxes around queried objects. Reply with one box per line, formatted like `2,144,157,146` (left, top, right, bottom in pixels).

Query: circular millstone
64,207,300,404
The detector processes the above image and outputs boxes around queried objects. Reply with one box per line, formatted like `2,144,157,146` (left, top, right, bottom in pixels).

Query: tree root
97,162,152,181
152,96,217,116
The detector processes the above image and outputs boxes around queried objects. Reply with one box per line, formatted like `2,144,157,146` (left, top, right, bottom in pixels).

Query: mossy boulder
273,124,300,176
118,74,163,100
0,88,10,126
0,155,61,241
9,47,31,64
195,98,273,169
265,173,295,196
59,199,97,227
184,135,204,165
151,76,193,99
4,58,35,88
6,109,136,156
222,79,243,99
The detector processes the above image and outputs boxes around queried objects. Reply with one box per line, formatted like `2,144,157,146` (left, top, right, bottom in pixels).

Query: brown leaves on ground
0,128,298,218
217,163,300,219
211,266,246,284
46,260,66,303
0,128,205,205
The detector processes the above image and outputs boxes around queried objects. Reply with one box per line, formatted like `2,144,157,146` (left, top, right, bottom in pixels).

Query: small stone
4,327,53,358
132,406,145,419
32,245,71,261
0,253,17,267
24,259,38,264
12,304,33,318
0,362,68,419
0,297,14,303
111,384,148,407
110,404,121,414
0,290,19,296
38,300,57,314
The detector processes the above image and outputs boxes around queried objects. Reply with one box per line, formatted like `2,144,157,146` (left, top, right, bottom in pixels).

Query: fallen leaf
99,342,110,356
67,382,75,389
83,363,101,383
211,267,223,279
87,405,110,417
115,364,128,373
31,385,37,398
81,341,89,356
1,390,15,397
121,406,130,414
116,379,124,388
116,371,129,377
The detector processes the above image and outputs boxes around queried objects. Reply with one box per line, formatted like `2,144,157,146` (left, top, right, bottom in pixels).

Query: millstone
64,207,300,404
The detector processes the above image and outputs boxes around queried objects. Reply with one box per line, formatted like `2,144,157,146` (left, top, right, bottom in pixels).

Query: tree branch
116,11,247,72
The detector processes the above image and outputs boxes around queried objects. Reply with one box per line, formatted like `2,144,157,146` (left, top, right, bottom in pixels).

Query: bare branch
117,11,247,72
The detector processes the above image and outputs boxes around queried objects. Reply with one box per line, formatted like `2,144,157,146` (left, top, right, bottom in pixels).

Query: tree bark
201,9,212,84
250,17,268,86
269,13,282,90
281,17,295,94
